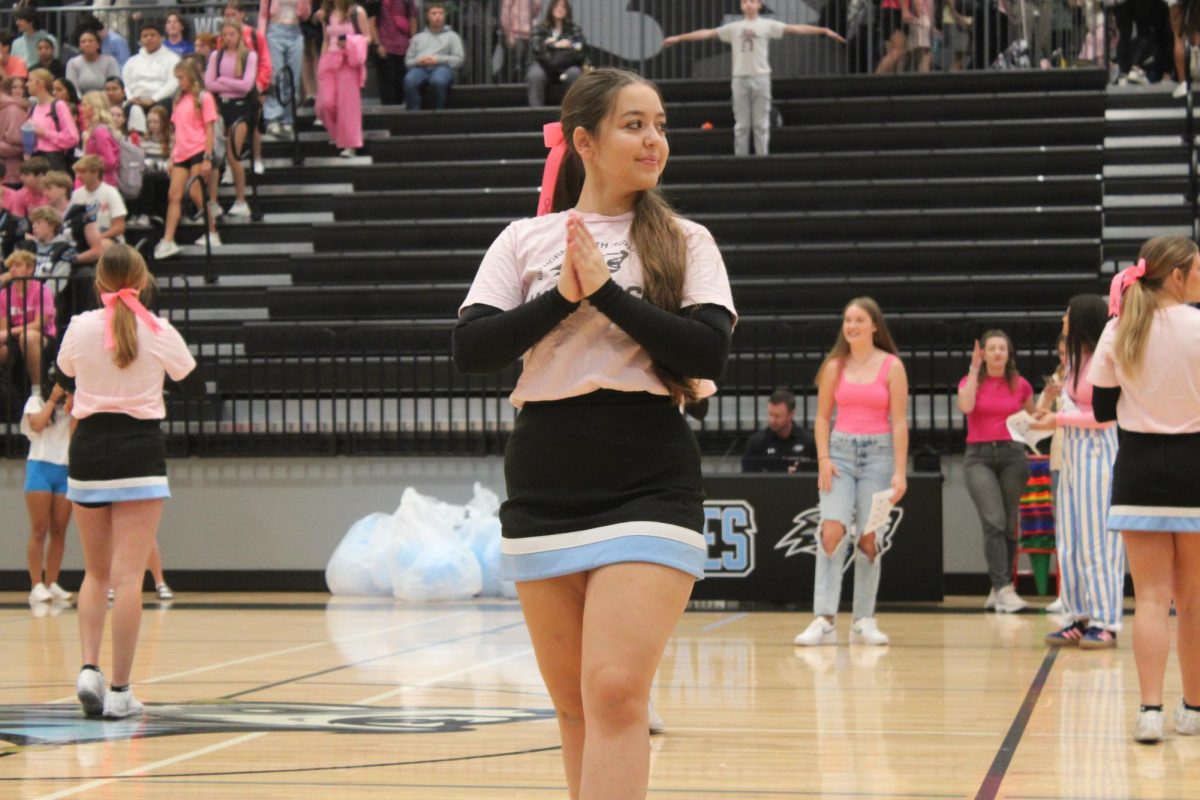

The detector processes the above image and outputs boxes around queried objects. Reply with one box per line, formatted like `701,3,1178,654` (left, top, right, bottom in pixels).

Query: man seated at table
742,389,816,472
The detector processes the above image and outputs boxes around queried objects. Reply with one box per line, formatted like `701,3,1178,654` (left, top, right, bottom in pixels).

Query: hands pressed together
556,212,612,303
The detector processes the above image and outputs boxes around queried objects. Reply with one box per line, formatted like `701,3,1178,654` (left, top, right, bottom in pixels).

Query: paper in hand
863,488,895,536
1006,411,1054,453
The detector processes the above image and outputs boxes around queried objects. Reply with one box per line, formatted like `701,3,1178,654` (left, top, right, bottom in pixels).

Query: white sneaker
29,582,52,603
648,699,665,735
1127,66,1148,85
339,147,356,158
221,165,233,185
1176,703,1200,735
207,201,224,219
194,231,222,247
107,587,114,602
850,617,890,645
281,123,295,139
1134,708,1165,743
102,687,145,719
48,582,72,602
984,588,997,610
265,120,283,138
1045,596,1064,614
227,200,251,217
156,583,174,601
253,161,266,175
1173,81,1190,99
154,239,180,260
76,668,106,717
994,585,1029,613
793,617,837,646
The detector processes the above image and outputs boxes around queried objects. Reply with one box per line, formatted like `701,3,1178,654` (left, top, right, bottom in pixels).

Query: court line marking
31,644,538,798
975,648,1058,800
45,610,477,704
699,612,747,632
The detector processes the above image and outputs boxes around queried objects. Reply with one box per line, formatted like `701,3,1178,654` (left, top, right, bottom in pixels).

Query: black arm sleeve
452,289,580,374
587,280,734,380
1092,385,1120,423
54,369,75,393
165,366,207,398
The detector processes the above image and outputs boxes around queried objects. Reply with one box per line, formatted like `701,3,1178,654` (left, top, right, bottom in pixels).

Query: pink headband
101,287,162,351
537,122,567,217
1107,258,1146,317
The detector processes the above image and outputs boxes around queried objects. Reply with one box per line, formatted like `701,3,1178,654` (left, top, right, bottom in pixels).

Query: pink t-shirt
170,91,217,163
56,307,196,420
959,373,1033,443
1057,352,1114,430
834,354,896,435
0,281,56,337
460,210,737,407
1088,306,1200,434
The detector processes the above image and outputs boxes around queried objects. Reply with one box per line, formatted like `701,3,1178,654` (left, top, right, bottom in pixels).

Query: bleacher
3,68,1117,458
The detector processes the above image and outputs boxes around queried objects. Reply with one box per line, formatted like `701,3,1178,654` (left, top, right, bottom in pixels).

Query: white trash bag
390,487,482,602
325,512,397,596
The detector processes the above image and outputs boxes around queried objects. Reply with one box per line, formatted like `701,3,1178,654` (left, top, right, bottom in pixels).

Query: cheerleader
1035,295,1123,649
1089,236,1200,743
55,244,205,718
22,382,73,605
453,69,735,799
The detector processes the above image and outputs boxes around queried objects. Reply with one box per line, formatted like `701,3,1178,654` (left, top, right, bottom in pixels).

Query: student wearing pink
1088,236,1200,744
56,245,204,719
1033,295,1123,649
793,298,909,647
206,21,259,218
959,329,1035,613
0,249,55,388
26,67,78,172
153,59,217,260
315,0,368,157
453,70,735,800
78,91,120,187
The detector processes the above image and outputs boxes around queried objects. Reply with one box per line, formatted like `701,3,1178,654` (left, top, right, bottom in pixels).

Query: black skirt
1108,430,1200,533
66,413,170,504
500,390,708,581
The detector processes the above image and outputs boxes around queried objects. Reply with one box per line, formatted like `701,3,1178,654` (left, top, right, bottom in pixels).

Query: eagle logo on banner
773,505,904,571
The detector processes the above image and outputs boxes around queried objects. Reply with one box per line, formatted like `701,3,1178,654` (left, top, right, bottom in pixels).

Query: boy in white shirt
663,0,844,156
69,155,127,266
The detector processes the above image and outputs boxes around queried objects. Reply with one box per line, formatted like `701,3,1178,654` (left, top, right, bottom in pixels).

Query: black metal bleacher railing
3,273,1063,459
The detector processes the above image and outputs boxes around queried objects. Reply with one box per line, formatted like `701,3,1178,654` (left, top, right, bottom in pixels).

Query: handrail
182,172,216,284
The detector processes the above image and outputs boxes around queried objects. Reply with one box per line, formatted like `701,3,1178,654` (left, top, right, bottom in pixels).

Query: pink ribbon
537,122,567,217
1107,258,1147,317
101,288,162,351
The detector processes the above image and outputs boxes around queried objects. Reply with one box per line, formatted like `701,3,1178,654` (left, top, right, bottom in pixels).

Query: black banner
695,473,944,603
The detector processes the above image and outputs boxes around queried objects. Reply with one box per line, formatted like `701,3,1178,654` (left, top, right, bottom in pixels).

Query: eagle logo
773,505,904,570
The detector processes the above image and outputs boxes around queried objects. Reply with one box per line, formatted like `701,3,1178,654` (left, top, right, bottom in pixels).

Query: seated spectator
12,8,58,65
207,22,259,218
0,77,26,187
0,249,56,390
742,388,818,471
315,0,370,157
78,92,121,188
194,32,219,63
164,13,196,58
51,78,80,124
0,32,29,80
109,103,136,145
34,39,65,81
526,0,586,108
5,157,51,223
66,30,121,96
122,23,181,136
127,104,170,227
17,206,77,284
26,69,79,174
39,171,84,248
69,155,126,265
403,2,463,111
74,13,131,70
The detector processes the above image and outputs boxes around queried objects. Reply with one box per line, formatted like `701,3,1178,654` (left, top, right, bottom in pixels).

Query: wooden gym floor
1,593,1194,799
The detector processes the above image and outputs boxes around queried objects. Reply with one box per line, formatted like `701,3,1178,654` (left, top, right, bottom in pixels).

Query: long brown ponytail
552,68,695,404
1114,236,1199,376
96,244,155,369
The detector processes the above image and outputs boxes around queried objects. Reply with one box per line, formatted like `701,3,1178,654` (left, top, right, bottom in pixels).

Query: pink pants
316,49,363,149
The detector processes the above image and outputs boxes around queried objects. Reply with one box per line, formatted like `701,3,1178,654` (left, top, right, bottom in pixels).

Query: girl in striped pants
1035,295,1124,649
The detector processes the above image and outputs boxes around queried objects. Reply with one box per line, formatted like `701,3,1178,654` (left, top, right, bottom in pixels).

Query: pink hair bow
537,122,567,217
1107,258,1146,317
101,287,162,351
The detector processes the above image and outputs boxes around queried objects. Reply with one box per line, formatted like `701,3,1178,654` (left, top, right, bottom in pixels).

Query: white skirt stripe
68,476,169,491
501,521,707,556
1110,505,1200,518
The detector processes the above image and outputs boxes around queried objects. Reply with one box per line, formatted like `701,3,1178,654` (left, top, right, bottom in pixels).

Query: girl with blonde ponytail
55,244,205,721
453,68,736,799
1088,235,1200,744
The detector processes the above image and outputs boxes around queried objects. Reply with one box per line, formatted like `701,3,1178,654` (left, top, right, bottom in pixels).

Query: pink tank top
833,354,895,435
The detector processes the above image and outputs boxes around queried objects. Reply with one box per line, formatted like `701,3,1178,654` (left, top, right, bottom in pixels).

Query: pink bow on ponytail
1107,258,1147,317
101,287,162,351
537,122,567,217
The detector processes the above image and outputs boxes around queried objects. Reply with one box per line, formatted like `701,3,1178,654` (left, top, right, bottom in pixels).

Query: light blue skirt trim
1108,514,1200,533
66,484,171,503
501,535,706,582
